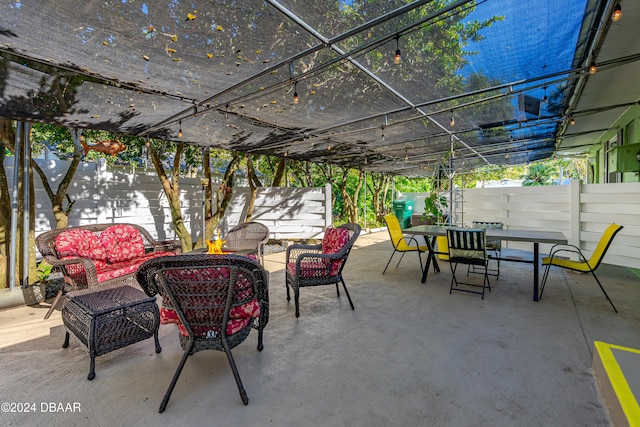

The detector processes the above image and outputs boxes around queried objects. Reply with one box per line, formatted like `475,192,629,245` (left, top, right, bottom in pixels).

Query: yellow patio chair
383,214,429,274
540,223,623,313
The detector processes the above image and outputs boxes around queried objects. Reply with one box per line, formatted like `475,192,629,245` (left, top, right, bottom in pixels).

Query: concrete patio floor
1,230,639,426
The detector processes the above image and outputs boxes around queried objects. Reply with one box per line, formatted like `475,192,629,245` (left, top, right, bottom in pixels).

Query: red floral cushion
320,227,350,275
61,256,107,271
329,259,344,275
160,299,260,337
287,261,329,278
55,228,107,262
159,264,261,337
95,251,176,282
100,225,146,263
321,227,350,254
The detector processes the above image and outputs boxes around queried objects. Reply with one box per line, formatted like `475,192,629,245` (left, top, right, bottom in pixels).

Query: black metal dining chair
447,227,491,299
469,221,503,279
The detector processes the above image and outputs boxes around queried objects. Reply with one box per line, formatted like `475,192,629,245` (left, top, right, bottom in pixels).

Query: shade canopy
1,0,638,176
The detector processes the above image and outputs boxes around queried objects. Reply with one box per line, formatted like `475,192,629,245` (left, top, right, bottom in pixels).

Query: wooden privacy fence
398,180,640,269
4,158,332,243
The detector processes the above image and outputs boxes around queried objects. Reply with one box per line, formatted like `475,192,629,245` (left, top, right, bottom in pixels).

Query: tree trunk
196,148,214,249
195,150,240,248
367,173,390,222
381,177,390,215
271,158,285,187
31,129,83,230
200,152,240,245
0,119,14,288
149,141,192,252
339,168,364,224
245,154,258,222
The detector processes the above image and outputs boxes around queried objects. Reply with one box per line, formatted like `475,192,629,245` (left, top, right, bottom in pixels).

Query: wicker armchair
223,221,270,264
35,223,180,319
136,253,269,413
285,223,361,317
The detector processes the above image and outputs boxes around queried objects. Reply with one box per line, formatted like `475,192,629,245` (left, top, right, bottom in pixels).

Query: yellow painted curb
594,341,640,427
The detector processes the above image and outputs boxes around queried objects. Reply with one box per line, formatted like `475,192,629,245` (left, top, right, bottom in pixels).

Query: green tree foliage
520,158,585,186
521,163,553,186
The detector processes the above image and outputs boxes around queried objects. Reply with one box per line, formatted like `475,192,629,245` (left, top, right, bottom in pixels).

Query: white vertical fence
399,181,640,269
222,186,333,239
6,156,639,268
4,158,333,243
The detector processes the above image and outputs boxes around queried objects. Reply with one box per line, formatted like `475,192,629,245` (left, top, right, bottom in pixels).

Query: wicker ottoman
62,285,162,380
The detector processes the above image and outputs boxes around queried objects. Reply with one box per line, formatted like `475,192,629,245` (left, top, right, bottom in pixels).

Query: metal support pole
363,171,367,230
9,123,21,291
22,122,31,288
448,135,454,225
201,147,206,242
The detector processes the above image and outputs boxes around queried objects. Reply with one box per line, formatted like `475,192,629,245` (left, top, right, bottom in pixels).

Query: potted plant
424,192,450,260
424,192,448,225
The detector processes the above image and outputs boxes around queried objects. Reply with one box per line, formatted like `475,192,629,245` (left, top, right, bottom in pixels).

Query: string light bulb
394,35,401,65
589,62,597,74
293,82,299,104
570,116,576,125
178,121,183,138
612,4,622,21
450,115,455,127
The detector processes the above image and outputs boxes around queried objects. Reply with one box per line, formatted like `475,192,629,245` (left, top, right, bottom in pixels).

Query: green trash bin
392,200,414,229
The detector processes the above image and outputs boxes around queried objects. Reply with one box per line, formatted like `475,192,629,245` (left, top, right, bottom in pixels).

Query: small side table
62,285,161,380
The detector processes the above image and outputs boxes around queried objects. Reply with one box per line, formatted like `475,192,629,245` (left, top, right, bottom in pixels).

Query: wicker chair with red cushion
136,253,269,413
285,223,361,317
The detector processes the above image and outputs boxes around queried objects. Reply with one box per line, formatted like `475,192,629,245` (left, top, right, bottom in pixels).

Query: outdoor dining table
403,225,568,301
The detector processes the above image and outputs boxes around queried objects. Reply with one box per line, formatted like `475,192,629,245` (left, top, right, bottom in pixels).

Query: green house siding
587,106,640,184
